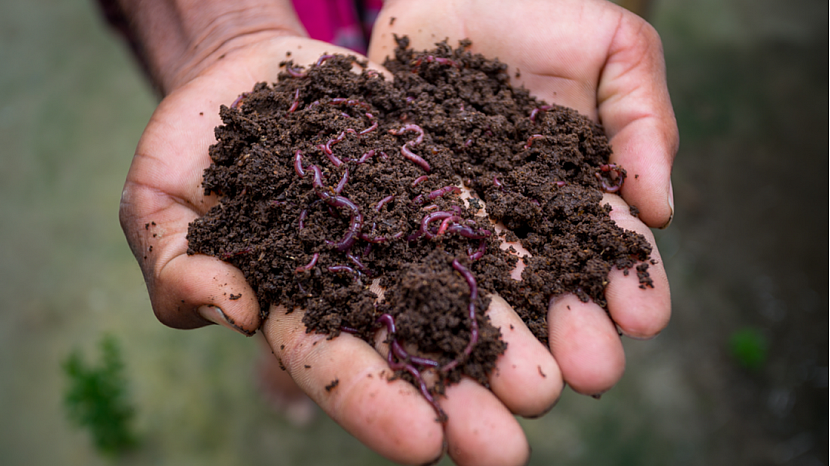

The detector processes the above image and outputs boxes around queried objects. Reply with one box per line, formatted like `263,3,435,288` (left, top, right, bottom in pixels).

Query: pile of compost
187,37,653,412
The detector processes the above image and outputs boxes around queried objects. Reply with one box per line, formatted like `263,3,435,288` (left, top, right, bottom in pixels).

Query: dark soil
186,37,652,406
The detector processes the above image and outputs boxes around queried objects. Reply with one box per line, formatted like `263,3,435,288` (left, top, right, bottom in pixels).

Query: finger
597,14,678,228
120,182,261,334
441,378,530,466
486,294,563,417
548,294,626,396
602,194,671,339
263,305,445,465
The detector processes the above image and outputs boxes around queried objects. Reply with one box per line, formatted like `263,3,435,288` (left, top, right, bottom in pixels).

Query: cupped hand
369,0,678,228
120,3,677,463
356,1,676,463
119,34,385,334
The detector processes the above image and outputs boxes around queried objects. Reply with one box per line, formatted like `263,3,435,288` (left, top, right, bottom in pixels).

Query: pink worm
529,105,552,122
468,240,487,261
375,195,396,212
328,98,372,111
420,211,455,239
440,260,480,372
335,169,349,194
412,186,460,205
285,66,307,78
295,253,319,273
288,88,301,112
595,163,624,193
376,313,445,420
389,125,431,172
294,150,306,178
308,165,363,252
231,92,248,109
316,54,335,66
524,134,546,148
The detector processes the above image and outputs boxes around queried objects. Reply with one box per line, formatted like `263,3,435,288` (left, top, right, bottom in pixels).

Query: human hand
355,0,676,463
369,0,678,228
117,25,455,464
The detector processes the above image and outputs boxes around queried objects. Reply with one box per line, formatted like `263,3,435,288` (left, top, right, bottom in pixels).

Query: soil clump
186,37,653,406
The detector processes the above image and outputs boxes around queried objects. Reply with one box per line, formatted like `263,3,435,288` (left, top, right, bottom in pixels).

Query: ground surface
0,0,825,465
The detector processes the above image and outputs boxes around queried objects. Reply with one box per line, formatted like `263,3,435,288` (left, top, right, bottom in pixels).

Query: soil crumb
187,37,652,400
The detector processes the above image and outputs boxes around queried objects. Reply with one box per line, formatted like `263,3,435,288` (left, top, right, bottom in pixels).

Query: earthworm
343,150,376,164
219,247,251,260
298,208,309,229
285,65,307,78
375,195,396,212
346,253,367,271
294,150,306,178
595,163,624,193
335,169,349,194
328,98,372,111
376,313,445,420
358,119,378,136
356,150,376,163
231,92,249,109
340,325,359,334
428,186,460,200
389,125,431,171
391,341,440,368
445,224,491,240
437,215,461,237
327,265,359,279
412,186,460,205
377,313,397,334
358,230,405,243
441,260,480,372
420,211,455,239
389,124,425,145
468,240,487,261
555,180,567,187
308,165,363,252
295,253,319,273
524,134,546,148
493,176,507,192
405,364,446,421
412,55,460,69
288,88,301,112
400,144,431,172
411,175,429,187
529,105,552,122
316,54,335,66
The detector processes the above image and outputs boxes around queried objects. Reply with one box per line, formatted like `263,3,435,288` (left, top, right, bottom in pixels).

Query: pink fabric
292,0,383,54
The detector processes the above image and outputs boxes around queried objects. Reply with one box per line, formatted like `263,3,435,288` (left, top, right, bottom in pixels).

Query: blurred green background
0,0,826,464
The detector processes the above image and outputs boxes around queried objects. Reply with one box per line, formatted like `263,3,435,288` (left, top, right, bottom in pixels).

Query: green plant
728,327,768,372
63,334,138,456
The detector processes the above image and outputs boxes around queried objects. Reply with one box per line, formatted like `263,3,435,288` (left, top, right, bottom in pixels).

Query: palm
119,36,386,332
369,0,677,227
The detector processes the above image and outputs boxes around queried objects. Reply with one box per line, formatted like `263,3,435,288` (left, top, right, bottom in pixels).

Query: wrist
118,0,307,94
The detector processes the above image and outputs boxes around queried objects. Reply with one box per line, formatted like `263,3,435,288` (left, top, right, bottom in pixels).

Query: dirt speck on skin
187,37,652,402
325,379,340,392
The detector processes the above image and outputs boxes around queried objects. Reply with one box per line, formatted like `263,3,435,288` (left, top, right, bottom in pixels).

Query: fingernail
660,181,674,229
198,305,255,336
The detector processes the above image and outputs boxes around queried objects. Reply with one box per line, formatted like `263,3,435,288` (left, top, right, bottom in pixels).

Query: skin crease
119,1,677,464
